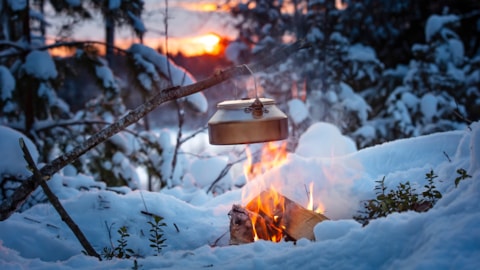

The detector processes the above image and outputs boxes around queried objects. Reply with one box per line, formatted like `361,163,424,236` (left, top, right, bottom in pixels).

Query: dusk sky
48,0,237,56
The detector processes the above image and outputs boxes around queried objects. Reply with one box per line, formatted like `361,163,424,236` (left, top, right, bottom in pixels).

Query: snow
348,44,380,64
295,122,357,158
128,44,208,113
225,40,249,64
6,0,26,12
287,98,308,125
108,0,121,10
0,66,15,100
127,11,146,35
65,0,81,7
95,65,117,89
0,120,479,269
420,93,437,121
23,50,58,80
425,14,459,42
0,126,38,177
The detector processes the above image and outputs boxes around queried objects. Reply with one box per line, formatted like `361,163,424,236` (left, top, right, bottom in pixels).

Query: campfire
229,142,329,244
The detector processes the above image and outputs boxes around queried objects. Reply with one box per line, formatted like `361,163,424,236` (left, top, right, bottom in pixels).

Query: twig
453,102,473,130
169,100,184,182
443,151,452,163
209,230,228,247
206,148,248,194
0,40,310,221
105,221,115,251
0,41,130,60
19,138,101,260
179,126,208,144
206,163,235,194
173,223,180,233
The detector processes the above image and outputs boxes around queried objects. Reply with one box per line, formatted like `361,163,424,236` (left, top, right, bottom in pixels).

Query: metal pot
208,98,288,145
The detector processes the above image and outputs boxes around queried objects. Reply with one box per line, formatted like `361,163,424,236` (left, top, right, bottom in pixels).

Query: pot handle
243,64,266,118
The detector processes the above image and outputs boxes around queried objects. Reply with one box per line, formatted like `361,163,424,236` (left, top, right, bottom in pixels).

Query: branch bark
0,40,310,221
19,138,101,260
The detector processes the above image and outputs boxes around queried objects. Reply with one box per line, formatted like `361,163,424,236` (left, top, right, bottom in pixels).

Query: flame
241,142,328,242
243,142,288,181
246,187,286,242
241,142,289,242
307,182,314,211
306,182,325,214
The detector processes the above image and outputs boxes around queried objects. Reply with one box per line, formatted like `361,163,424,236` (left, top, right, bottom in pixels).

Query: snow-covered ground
0,120,479,269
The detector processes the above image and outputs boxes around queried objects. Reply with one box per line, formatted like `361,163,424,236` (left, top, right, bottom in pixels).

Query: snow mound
0,126,38,176
295,122,357,158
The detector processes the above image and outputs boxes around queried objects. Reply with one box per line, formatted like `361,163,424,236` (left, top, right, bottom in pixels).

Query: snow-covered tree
358,13,475,146
226,0,376,147
0,0,210,201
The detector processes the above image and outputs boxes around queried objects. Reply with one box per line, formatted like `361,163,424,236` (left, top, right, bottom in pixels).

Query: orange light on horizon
46,32,224,58
192,33,222,55
181,2,218,12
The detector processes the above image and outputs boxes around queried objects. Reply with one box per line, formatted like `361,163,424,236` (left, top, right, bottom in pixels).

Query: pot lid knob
245,98,269,119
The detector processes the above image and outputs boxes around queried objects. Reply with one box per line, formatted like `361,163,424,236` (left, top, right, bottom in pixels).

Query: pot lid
217,98,276,109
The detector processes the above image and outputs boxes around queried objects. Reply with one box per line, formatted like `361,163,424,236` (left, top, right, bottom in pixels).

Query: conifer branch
0,40,310,221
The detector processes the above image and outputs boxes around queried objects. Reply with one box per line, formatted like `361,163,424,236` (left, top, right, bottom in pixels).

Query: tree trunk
106,11,115,67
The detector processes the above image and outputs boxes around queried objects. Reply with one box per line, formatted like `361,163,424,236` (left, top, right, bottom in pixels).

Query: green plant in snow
115,226,135,259
422,170,442,205
101,225,136,260
354,170,443,226
455,168,472,187
148,214,167,256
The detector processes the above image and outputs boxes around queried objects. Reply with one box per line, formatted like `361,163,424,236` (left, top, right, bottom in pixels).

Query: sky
47,0,237,56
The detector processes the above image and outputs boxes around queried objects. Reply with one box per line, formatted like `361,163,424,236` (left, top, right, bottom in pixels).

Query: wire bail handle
243,64,268,118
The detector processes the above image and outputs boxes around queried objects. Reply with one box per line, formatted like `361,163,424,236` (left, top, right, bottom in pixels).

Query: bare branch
19,138,101,260
0,40,310,221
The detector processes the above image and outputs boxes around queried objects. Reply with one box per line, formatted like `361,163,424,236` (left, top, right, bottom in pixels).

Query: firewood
228,204,254,245
281,193,328,241
229,190,329,244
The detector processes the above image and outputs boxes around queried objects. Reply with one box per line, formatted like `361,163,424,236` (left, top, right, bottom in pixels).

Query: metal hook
242,65,268,118
243,64,258,100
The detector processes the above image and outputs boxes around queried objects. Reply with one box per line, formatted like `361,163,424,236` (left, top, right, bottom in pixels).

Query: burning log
229,190,328,244
228,204,255,245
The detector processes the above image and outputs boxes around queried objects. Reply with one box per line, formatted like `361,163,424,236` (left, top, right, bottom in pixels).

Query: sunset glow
192,33,221,54
47,32,224,58
180,2,218,12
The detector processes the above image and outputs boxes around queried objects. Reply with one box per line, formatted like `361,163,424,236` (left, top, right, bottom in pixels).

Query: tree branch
19,138,101,260
0,40,310,221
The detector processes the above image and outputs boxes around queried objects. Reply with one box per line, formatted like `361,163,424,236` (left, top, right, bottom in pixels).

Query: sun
193,33,222,55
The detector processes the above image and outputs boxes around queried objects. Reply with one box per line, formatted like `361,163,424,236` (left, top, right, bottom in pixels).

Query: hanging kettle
208,65,289,145
208,97,288,145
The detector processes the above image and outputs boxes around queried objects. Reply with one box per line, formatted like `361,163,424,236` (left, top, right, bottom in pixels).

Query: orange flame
246,187,285,242
242,142,327,242
243,142,288,181
306,182,326,214
242,142,289,242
